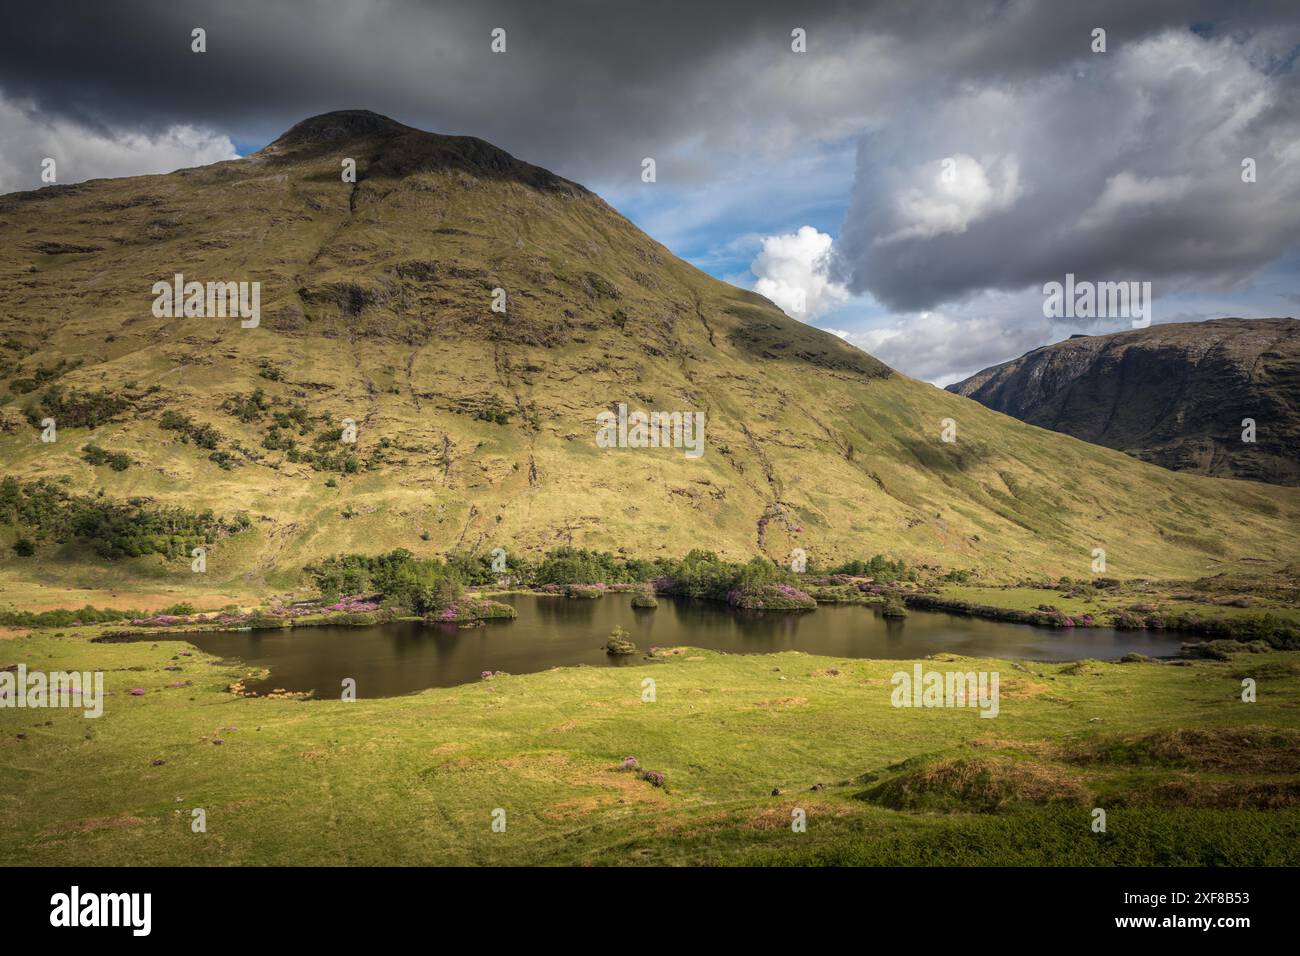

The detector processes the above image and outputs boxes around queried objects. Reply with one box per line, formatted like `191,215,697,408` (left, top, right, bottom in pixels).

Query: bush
7,358,80,395
474,399,512,425
605,627,637,655
728,582,816,610
534,546,638,585
25,384,133,429
12,537,35,557
445,551,498,587
826,554,910,582
220,388,270,423
660,551,814,610
81,444,131,471
662,549,740,598
246,610,290,630
881,598,908,618
425,598,517,624
159,410,221,449
0,477,245,560
306,549,463,613
257,359,284,382
806,584,872,604
0,604,147,627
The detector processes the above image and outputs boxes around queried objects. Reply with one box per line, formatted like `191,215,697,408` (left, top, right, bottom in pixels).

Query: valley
1,111,1297,868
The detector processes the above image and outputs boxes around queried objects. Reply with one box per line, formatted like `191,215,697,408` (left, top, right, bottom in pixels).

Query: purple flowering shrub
426,598,517,624
726,583,815,611
323,596,381,613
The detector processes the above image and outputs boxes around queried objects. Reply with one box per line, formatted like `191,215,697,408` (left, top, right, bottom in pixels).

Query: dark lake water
166,594,1186,699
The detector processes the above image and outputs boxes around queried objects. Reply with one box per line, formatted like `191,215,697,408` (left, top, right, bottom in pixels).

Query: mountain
948,318,1300,486
1,111,1297,593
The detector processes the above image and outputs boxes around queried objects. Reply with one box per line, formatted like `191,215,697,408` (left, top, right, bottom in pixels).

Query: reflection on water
173,593,1185,699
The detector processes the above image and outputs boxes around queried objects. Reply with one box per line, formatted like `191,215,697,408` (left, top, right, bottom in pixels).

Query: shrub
445,551,498,587
12,537,35,557
474,399,512,425
246,610,290,629
271,404,312,432
826,554,910,582
257,359,284,382
605,626,637,655
881,598,908,619
159,410,221,449
534,546,638,585
426,598,517,624
220,388,270,422
25,384,133,429
0,604,147,627
279,425,372,474
0,477,245,560
727,582,816,610
7,358,80,395
806,584,871,604
306,549,464,613
81,444,131,471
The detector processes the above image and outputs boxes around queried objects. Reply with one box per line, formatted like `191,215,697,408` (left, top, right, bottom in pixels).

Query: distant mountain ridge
948,318,1300,486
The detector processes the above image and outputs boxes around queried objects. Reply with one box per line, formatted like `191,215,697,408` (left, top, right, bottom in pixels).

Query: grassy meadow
3,619,1298,866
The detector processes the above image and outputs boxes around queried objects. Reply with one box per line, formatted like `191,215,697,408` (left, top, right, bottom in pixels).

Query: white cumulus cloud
882,153,1023,243
750,225,851,320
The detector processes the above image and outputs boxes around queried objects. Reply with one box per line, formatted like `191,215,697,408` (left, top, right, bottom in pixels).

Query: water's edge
123,593,1186,700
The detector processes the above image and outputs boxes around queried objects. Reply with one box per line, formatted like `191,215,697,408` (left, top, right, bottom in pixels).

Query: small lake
167,594,1186,699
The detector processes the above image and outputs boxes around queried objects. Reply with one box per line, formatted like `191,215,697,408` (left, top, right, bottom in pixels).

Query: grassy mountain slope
949,318,1300,486
1,111,1297,602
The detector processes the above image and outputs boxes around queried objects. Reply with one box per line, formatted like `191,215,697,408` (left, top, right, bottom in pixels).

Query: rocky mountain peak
253,109,581,194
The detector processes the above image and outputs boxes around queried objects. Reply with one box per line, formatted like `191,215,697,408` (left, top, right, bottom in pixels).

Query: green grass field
3,624,1297,866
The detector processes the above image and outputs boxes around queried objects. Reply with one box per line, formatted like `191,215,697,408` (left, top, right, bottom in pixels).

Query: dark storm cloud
830,2,1300,310
0,0,869,185
2,0,1291,185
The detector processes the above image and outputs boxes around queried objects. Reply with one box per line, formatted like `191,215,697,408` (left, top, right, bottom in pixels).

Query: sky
1,0,1298,384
